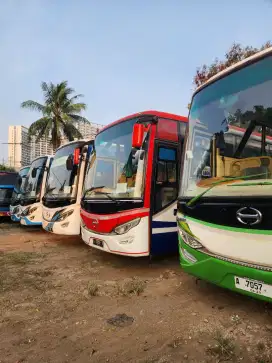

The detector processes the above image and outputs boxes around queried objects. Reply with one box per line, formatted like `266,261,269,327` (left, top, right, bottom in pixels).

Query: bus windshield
23,157,47,200
181,54,272,199
45,143,82,199
11,167,30,203
0,188,13,205
84,118,148,199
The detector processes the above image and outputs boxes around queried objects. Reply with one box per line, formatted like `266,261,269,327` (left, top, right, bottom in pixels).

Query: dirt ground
0,221,271,363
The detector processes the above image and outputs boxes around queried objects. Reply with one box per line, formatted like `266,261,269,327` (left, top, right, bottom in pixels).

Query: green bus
177,47,272,302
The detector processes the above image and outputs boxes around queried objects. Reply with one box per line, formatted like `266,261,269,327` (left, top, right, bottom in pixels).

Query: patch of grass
88,281,99,296
207,331,235,361
0,252,48,293
0,252,44,266
257,342,266,352
257,356,272,363
31,269,53,278
118,278,145,296
255,341,272,363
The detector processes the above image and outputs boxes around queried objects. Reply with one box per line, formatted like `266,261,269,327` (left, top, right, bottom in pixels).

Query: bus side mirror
73,148,80,165
132,124,144,148
31,168,37,178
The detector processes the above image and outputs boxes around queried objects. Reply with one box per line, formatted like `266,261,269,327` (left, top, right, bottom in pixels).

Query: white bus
42,140,93,235
20,155,53,226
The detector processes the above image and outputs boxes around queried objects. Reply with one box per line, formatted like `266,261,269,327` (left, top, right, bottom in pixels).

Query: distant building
31,135,53,161
76,122,103,140
8,126,31,169
7,121,103,169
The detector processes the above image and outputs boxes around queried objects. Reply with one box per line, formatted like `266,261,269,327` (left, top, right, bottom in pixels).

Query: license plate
234,276,272,299
93,238,104,248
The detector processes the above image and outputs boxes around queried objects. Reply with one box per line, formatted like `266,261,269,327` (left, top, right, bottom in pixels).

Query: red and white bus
80,111,188,257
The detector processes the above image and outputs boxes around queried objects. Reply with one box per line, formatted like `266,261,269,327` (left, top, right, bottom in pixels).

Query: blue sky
1,0,272,160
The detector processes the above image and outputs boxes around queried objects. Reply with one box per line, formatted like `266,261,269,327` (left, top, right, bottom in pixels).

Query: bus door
151,141,179,255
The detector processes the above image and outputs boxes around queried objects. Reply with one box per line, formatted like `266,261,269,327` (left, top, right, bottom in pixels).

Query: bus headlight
29,207,37,215
114,218,140,235
21,206,37,216
55,209,74,222
21,207,29,216
178,229,203,249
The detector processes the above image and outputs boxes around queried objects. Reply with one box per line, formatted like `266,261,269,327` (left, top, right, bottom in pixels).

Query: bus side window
154,146,178,214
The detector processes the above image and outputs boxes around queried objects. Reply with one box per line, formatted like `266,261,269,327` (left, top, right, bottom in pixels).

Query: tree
21,81,90,150
0,164,15,172
193,41,272,88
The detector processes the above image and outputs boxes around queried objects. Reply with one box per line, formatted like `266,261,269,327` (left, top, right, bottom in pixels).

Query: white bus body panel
20,202,43,226
81,216,149,256
42,204,81,235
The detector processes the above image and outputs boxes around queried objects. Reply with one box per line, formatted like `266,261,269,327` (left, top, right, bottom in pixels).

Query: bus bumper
20,216,42,226
0,210,10,217
81,222,149,257
20,203,42,226
179,237,272,303
11,214,20,222
42,206,80,235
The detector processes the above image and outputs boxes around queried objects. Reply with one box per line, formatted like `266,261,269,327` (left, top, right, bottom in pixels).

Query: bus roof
0,171,18,186
30,155,53,164
193,46,272,97
55,139,88,153
99,110,188,133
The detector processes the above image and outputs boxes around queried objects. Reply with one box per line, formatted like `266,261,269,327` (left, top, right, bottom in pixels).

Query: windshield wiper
93,191,117,203
44,186,56,197
186,172,268,208
228,181,272,187
82,186,105,199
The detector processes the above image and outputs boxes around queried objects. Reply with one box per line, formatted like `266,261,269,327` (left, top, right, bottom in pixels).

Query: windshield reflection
23,157,47,200
181,54,272,198
11,167,30,204
84,118,148,199
45,143,82,199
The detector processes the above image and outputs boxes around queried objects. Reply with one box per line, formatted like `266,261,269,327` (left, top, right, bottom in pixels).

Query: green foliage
0,164,15,172
21,81,90,150
194,41,271,88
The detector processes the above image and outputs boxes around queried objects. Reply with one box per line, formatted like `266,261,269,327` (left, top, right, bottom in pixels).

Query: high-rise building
31,135,54,161
8,126,31,169
7,122,103,170
76,122,103,140
8,126,53,170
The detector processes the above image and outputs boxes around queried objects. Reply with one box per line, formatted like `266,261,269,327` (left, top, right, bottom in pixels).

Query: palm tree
21,81,90,150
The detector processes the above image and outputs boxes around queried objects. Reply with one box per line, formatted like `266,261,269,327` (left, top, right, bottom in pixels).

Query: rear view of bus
10,166,30,222
42,140,93,235
20,156,53,226
0,172,18,219
81,111,187,256
178,48,272,302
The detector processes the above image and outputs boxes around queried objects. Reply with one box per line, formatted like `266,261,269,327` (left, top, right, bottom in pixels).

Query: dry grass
88,281,99,296
255,340,272,363
0,252,47,293
207,330,236,361
0,251,44,265
118,278,145,296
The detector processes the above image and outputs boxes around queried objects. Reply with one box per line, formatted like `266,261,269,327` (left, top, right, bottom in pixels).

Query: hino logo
236,207,262,226
92,219,99,225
